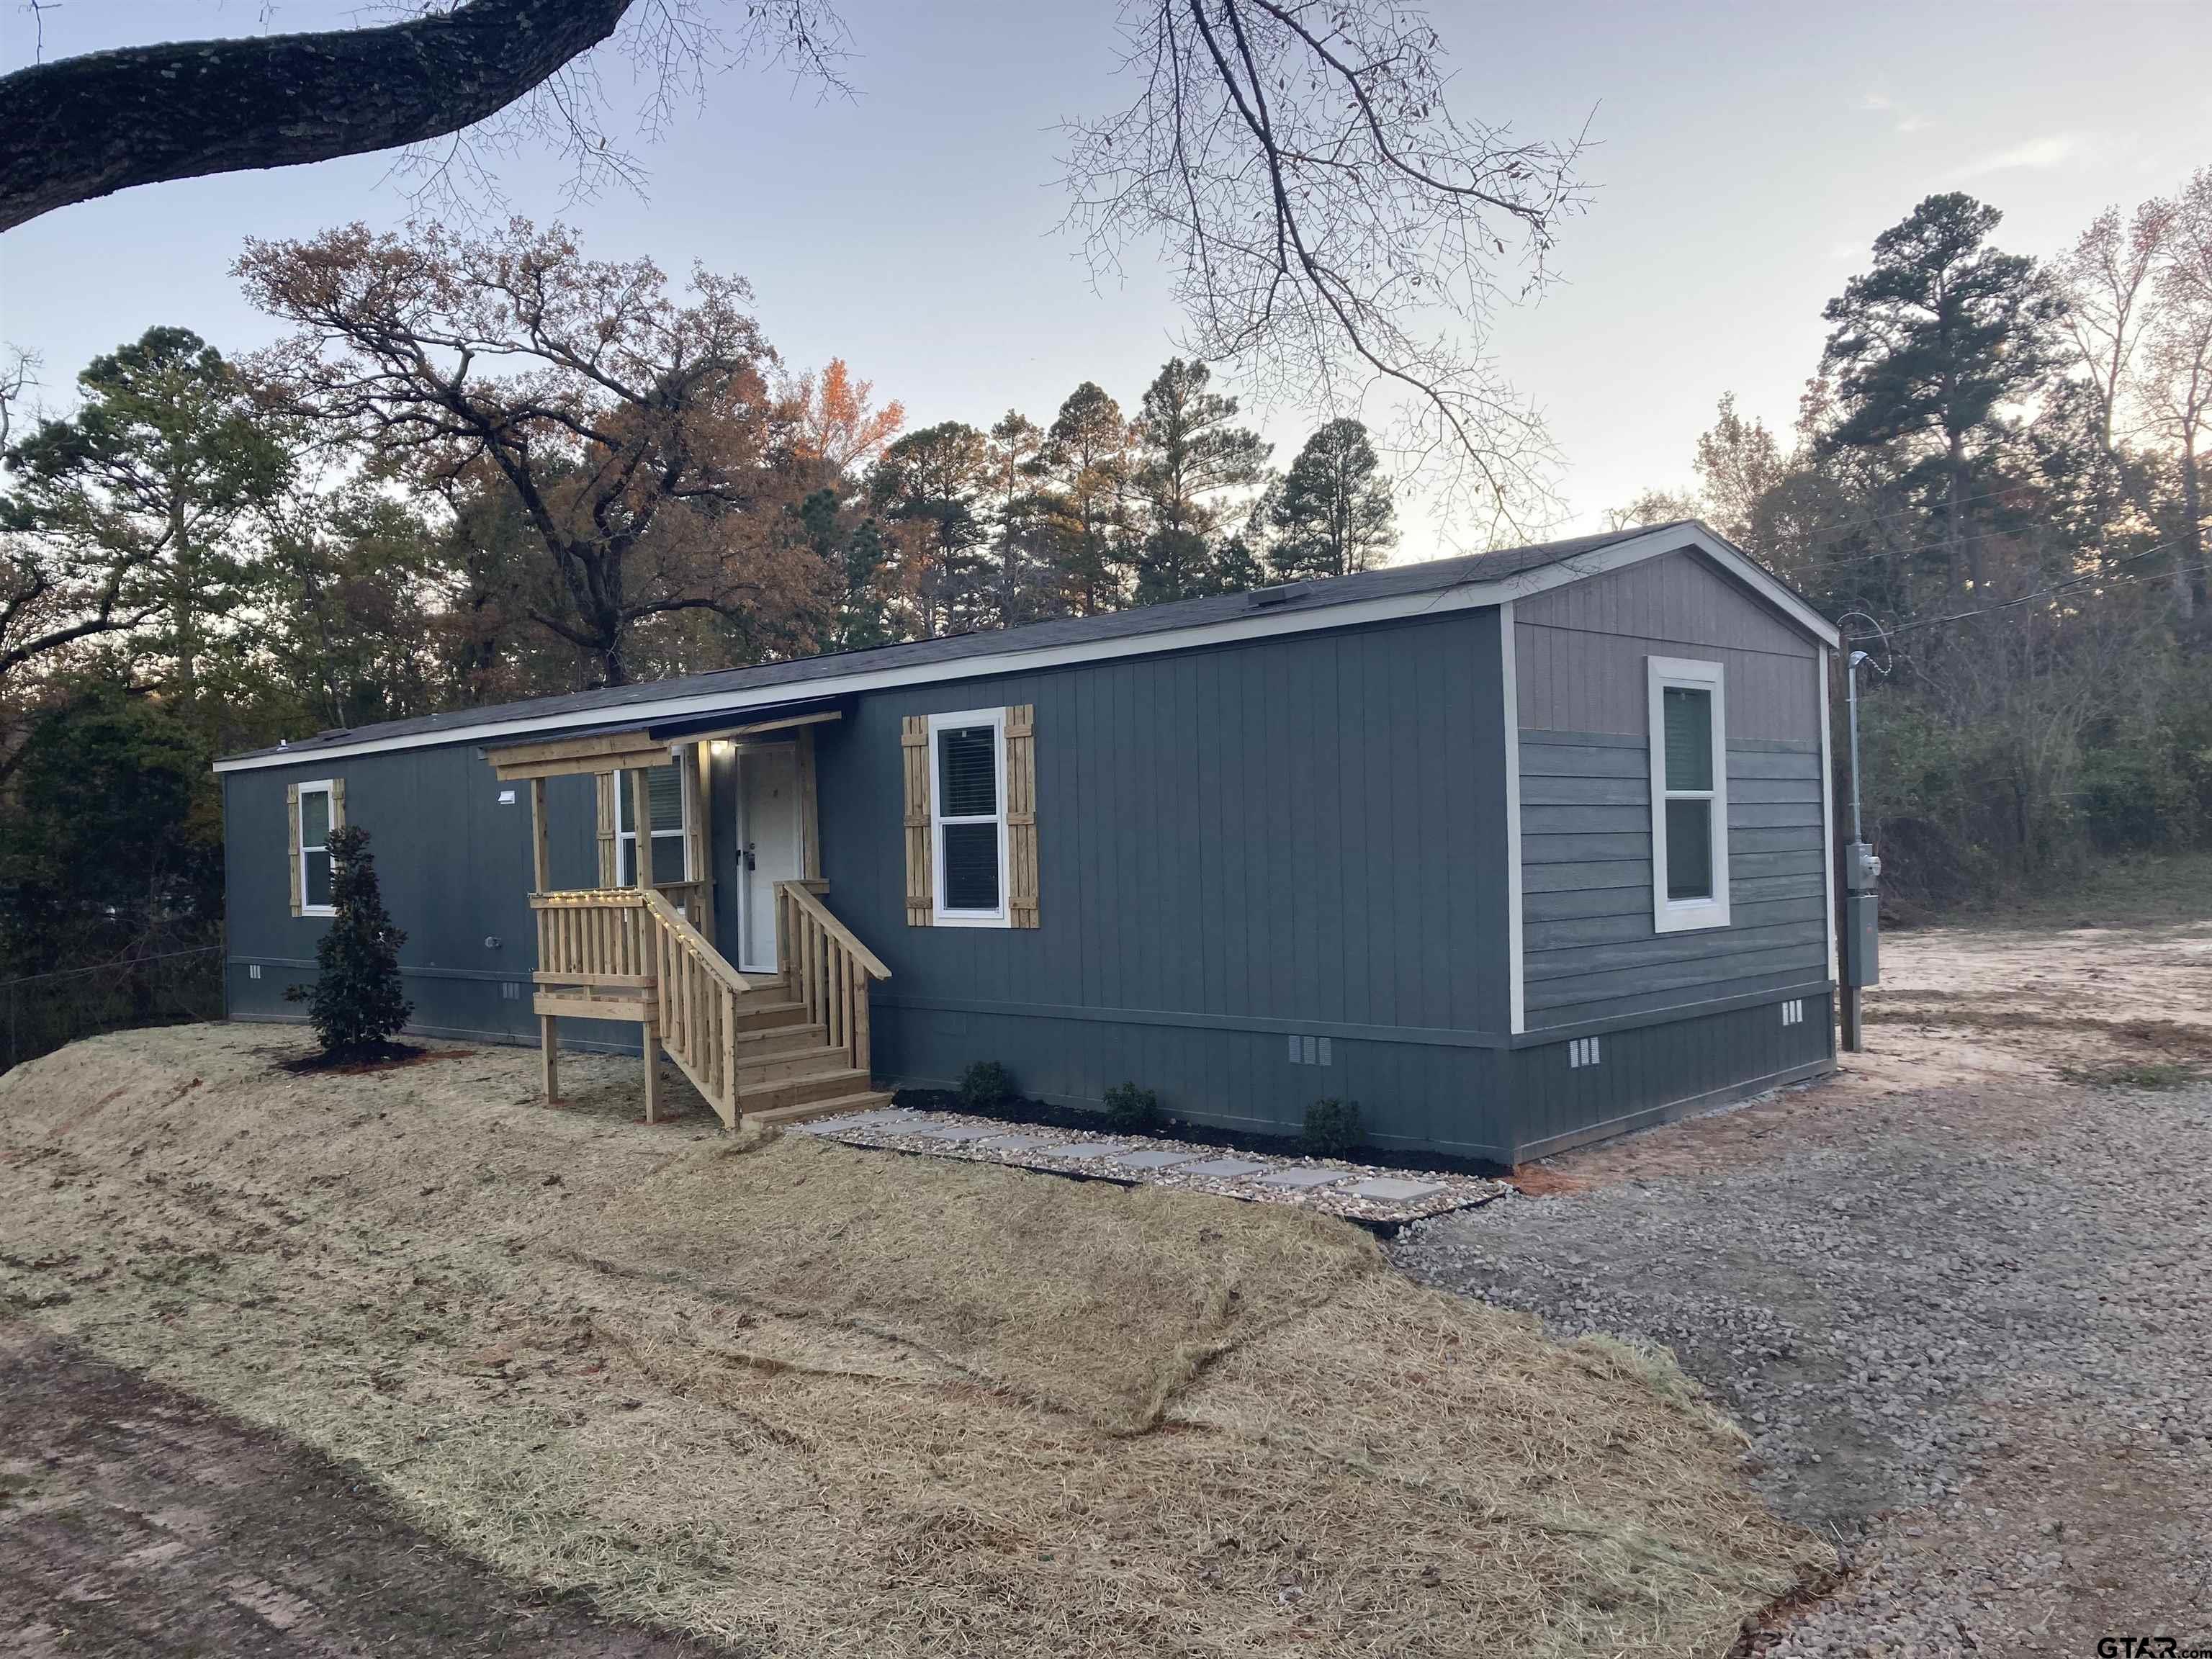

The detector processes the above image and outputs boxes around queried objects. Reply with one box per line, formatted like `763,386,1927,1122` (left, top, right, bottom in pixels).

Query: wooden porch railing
639,889,752,1128
532,887,652,986
775,880,891,1082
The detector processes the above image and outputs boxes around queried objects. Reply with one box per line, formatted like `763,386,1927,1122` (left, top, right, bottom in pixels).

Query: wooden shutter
285,783,302,917
680,747,706,882
1005,704,1038,928
330,777,346,830
594,772,618,887
902,715,932,927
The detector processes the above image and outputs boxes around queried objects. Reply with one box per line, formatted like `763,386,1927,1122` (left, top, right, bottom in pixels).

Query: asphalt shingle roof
220,523,1683,764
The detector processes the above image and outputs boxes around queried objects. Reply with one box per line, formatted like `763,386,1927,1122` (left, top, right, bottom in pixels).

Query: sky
4,1,2210,549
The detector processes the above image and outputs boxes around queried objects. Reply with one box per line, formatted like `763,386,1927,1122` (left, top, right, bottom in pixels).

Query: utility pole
1835,626,1884,1051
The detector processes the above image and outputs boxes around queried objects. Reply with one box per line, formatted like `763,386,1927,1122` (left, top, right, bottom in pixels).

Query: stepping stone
978,1133,1057,1151
1174,1156,1272,1179
799,1110,910,1135
1256,1166,1350,1190
1349,1176,1444,1202
1034,1141,1129,1161
912,1123,1001,1143
1112,1148,1206,1171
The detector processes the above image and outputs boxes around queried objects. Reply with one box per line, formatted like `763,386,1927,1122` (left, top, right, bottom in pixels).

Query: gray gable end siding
812,607,1520,1157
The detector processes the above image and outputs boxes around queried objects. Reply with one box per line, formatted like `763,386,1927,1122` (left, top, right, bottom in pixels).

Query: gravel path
1392,1064,2212,1654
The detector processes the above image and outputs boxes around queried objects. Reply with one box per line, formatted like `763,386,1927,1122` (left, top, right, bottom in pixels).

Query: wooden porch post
529,776,559,1102
630,766,662,1121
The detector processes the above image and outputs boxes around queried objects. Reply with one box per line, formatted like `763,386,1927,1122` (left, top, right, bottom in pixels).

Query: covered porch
489,706,891,1130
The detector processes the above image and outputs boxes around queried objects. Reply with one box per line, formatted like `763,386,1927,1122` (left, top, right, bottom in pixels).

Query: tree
1269,418,1396,580
2146,169,2212,619
2054,199,2172,458
286,826,412,1057
9,3,1585,524
1128,358,1269,602
1038,383,1133,615
1820,193,2061,596
786,358,905,475
868,423,993,637
985,411,1053,626
4,328,291,718
1692,394,1788,550
239,220,808,688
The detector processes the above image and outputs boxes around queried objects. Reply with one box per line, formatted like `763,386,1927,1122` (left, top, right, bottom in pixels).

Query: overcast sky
4,1,2208,549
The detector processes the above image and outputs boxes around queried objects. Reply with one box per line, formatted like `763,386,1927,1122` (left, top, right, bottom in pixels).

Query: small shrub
1102,1081,1165,1136
285,824,411,1056
959,1059,1014,1113
1301,1097,1366,1157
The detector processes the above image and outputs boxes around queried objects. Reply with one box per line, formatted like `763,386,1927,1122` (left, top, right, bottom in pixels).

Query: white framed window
928,707,1010,927
616,763,691,886
1647,656,1731,934
297,779,336,916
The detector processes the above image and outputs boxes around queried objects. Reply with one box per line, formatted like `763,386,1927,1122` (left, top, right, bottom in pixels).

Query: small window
298,781,336,916
616,764,690,886
1647,657,1730,934
929,708,1009,927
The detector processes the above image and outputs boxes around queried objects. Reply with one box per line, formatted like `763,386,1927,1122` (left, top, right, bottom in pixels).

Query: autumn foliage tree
238,219,818,686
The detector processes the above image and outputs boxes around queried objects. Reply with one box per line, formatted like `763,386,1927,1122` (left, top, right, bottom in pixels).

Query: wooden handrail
639,889,753,1129
773,881,889,1087
774,881,892,980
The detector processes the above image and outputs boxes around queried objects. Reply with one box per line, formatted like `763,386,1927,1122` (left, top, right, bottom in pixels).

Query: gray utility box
1843,892,1880,986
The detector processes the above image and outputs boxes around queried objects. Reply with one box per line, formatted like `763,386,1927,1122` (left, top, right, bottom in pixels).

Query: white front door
737,744,803,974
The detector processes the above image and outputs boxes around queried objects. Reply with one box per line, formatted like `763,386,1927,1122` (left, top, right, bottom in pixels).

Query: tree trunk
1,0,631,231
1945,430,1971,599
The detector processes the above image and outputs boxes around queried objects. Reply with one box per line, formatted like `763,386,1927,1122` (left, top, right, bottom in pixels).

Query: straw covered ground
0,1025,1830,1657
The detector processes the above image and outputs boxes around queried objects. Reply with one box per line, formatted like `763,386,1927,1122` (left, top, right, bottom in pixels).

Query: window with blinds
928,709,1010,925
616,763,688,886
1647,657,1730,933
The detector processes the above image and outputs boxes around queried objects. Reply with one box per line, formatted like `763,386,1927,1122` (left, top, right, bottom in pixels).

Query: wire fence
1,944,226,1076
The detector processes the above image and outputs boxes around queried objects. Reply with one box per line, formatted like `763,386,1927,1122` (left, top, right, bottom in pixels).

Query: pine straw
0,1027,1831,1657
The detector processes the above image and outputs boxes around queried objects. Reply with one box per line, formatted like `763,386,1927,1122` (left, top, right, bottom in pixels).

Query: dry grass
0,1025,1830,1657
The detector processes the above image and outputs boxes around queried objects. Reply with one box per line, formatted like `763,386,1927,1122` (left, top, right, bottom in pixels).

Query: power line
1848,546,2208,639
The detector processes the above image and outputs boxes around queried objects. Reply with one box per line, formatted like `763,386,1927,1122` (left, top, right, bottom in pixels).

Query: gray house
216,521,1841,1164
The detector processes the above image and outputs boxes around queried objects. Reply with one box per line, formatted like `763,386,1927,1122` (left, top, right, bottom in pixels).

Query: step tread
734,1066,871,1105
747,1090,896,1128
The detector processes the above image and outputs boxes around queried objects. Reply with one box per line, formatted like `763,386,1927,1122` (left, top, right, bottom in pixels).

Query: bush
1102,1081,1165,1136
286,825,411,1056
1300,1097,1366,1157
959,1059,1014,1113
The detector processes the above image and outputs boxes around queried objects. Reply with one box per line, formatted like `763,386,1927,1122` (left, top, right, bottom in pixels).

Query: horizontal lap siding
1512,548,1832,1036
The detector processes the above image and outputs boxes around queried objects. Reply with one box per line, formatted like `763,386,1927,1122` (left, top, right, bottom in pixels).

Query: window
1647,657,1730,933
929,708,1009,927
297,780,336,916
616,763,690,886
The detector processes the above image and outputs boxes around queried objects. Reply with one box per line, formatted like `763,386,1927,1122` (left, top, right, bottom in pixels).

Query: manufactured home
216,521,1842,1164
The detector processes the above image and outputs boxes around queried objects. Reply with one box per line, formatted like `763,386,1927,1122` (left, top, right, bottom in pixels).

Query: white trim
1498,603,1524,1035
297,778,336,917
1817,647,1838,994
213,526,1838,773
1647,656,1731,935
927,707,1011,929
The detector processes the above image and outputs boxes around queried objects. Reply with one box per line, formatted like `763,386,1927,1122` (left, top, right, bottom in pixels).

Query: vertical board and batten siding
1506,548,1835,1148
222,747,643,1050
811,608,1517,1156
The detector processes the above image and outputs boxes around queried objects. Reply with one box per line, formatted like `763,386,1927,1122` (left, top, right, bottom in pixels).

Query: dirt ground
0,1026,1822,1659
0,1321,705,1657
1395,900,2212,1655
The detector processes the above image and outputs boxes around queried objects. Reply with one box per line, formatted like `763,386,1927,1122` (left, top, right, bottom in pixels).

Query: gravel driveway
1393,920,2212,1656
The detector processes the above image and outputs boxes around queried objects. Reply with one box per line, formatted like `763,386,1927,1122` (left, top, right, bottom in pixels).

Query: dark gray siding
813,609,1517,1154
222,746,642,1051
1515,549,1833,1035
1506,989,1834,1160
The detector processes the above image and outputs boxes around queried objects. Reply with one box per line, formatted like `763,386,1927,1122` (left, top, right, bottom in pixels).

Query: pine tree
287,825,410,1056
1128,358,1269,602
1269,418,1397,580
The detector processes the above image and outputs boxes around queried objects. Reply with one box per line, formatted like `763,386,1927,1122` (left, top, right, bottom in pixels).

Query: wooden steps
735,1066,877,1117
